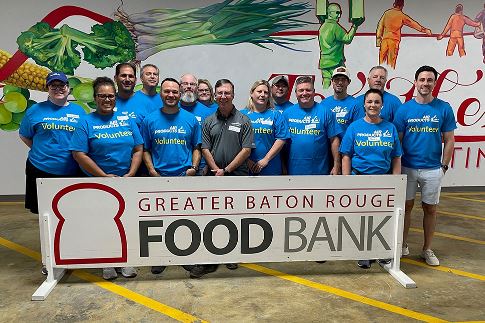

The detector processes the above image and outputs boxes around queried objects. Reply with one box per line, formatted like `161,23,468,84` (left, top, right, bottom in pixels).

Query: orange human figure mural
437,4,481,57
376,0,432,69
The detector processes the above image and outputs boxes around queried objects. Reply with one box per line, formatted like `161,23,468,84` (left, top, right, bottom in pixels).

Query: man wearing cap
282,76,342,175
19,71,85,275
114,62,153,128
271,75,294,113
319,66,356,134
179,73,215,175
348,66,402,124
393,65,456,266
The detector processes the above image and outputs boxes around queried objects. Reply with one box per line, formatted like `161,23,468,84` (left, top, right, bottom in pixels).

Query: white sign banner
37,175,406,268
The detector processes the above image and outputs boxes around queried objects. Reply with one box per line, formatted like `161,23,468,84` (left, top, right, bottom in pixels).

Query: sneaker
41,266,48,276
420,249,440,266
182,265,195,272
189,265,218,279
151,266,166,275
378,259,392,265
357,260,372,269
315,261,326,264
117,267,137,278
401,243,410,257
225,263,238,270
103,267,118,280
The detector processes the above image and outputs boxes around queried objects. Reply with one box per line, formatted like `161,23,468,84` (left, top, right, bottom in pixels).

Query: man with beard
179,74,216,175
114,63,152,128
348,66,402,124
141,78,201,275
319,67,356,134
282,76,342,175
271,75,294,113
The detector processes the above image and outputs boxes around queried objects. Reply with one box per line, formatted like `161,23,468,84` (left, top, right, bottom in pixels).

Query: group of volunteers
19,62,456,279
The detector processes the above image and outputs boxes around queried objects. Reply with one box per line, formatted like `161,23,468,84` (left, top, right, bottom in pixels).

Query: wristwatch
441,164,449,171
190,165,199,171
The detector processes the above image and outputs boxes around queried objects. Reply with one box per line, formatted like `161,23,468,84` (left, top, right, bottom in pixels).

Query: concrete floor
0,192,484,322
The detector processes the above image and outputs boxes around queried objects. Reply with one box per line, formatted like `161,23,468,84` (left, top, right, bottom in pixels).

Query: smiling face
215,83,234,112
368,68,387,92
47,81,69,102
115,66,136,94
415,71,436,99
197,83,212,102
251,84,270,111
331,75,350,95
295,81,315,108
364,92,383,119
95,84,116,115
140,66,159,89
161,80,181,108
180,74,198,103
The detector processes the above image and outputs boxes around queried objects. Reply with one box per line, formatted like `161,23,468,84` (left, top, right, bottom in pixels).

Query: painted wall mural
0,0,484,192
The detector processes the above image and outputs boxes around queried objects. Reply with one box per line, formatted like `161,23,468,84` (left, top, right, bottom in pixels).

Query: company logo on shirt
121,111,137,119
288,116,319,125
355,130,394,148
43,114,80,123
253,117,273,126
331,106,348,118
67,114,80,122
93,120,125,130
407,115,439,123
383,130,392,137
154,126,182,134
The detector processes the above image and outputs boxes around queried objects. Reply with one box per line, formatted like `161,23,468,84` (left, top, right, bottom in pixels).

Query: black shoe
182,265,195,272
41,266,48,275
225,263,238,270
357,260,372,269
190,265,218,279
378,258,392,265
315,261,326,264
151,266,167,274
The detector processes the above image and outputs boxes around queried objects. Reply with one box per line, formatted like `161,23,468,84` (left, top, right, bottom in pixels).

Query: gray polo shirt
202,107,255,175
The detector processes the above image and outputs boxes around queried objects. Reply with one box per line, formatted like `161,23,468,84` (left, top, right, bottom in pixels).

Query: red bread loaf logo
52,183,127,265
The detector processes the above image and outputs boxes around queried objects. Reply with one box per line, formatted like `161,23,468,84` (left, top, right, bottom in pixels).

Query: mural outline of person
376,0,432,69
318,2,363,89
437,4,481,57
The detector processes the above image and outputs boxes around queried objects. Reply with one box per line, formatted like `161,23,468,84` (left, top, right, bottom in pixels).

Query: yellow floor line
454,321,485,323
441,196,485,203
242,263,448,323
437,210,485,221
410,228,485,245
0,236,207,323
401,259,485,281
0,201,24,206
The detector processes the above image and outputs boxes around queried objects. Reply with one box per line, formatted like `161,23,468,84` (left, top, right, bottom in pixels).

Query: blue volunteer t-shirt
348,91,402,123
69,111,144,176
199,101,219,110
142,108,201,176
393,98,457,169
19,100,85,175
133,90,162,112
340,118,402,174
318,95,356,133
283,103,342,175
275,101,294,113
180,101,216,171
116,93,154,128
241,108,289,175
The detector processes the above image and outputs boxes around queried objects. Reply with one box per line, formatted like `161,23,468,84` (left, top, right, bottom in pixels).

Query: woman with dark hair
69,76,143,280
340,88,402,269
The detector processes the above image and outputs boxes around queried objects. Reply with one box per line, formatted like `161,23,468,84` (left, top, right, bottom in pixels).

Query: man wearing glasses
179,74,216,175
199,79,255,277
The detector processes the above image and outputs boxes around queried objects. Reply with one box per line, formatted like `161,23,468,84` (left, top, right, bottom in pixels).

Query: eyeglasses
48,84,67,90
181,82,197,87
96,94,116,100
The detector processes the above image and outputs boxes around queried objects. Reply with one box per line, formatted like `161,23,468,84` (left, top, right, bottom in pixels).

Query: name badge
228,125,241,133
305,124,316,130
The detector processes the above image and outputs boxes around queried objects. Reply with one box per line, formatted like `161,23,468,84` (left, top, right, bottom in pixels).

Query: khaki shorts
402,166,444,205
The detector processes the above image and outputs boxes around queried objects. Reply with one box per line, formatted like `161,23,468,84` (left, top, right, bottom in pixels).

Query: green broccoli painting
16,21,136,75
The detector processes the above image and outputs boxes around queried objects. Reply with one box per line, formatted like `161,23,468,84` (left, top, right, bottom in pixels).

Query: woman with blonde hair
197,79,218,110
241,80,289,175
